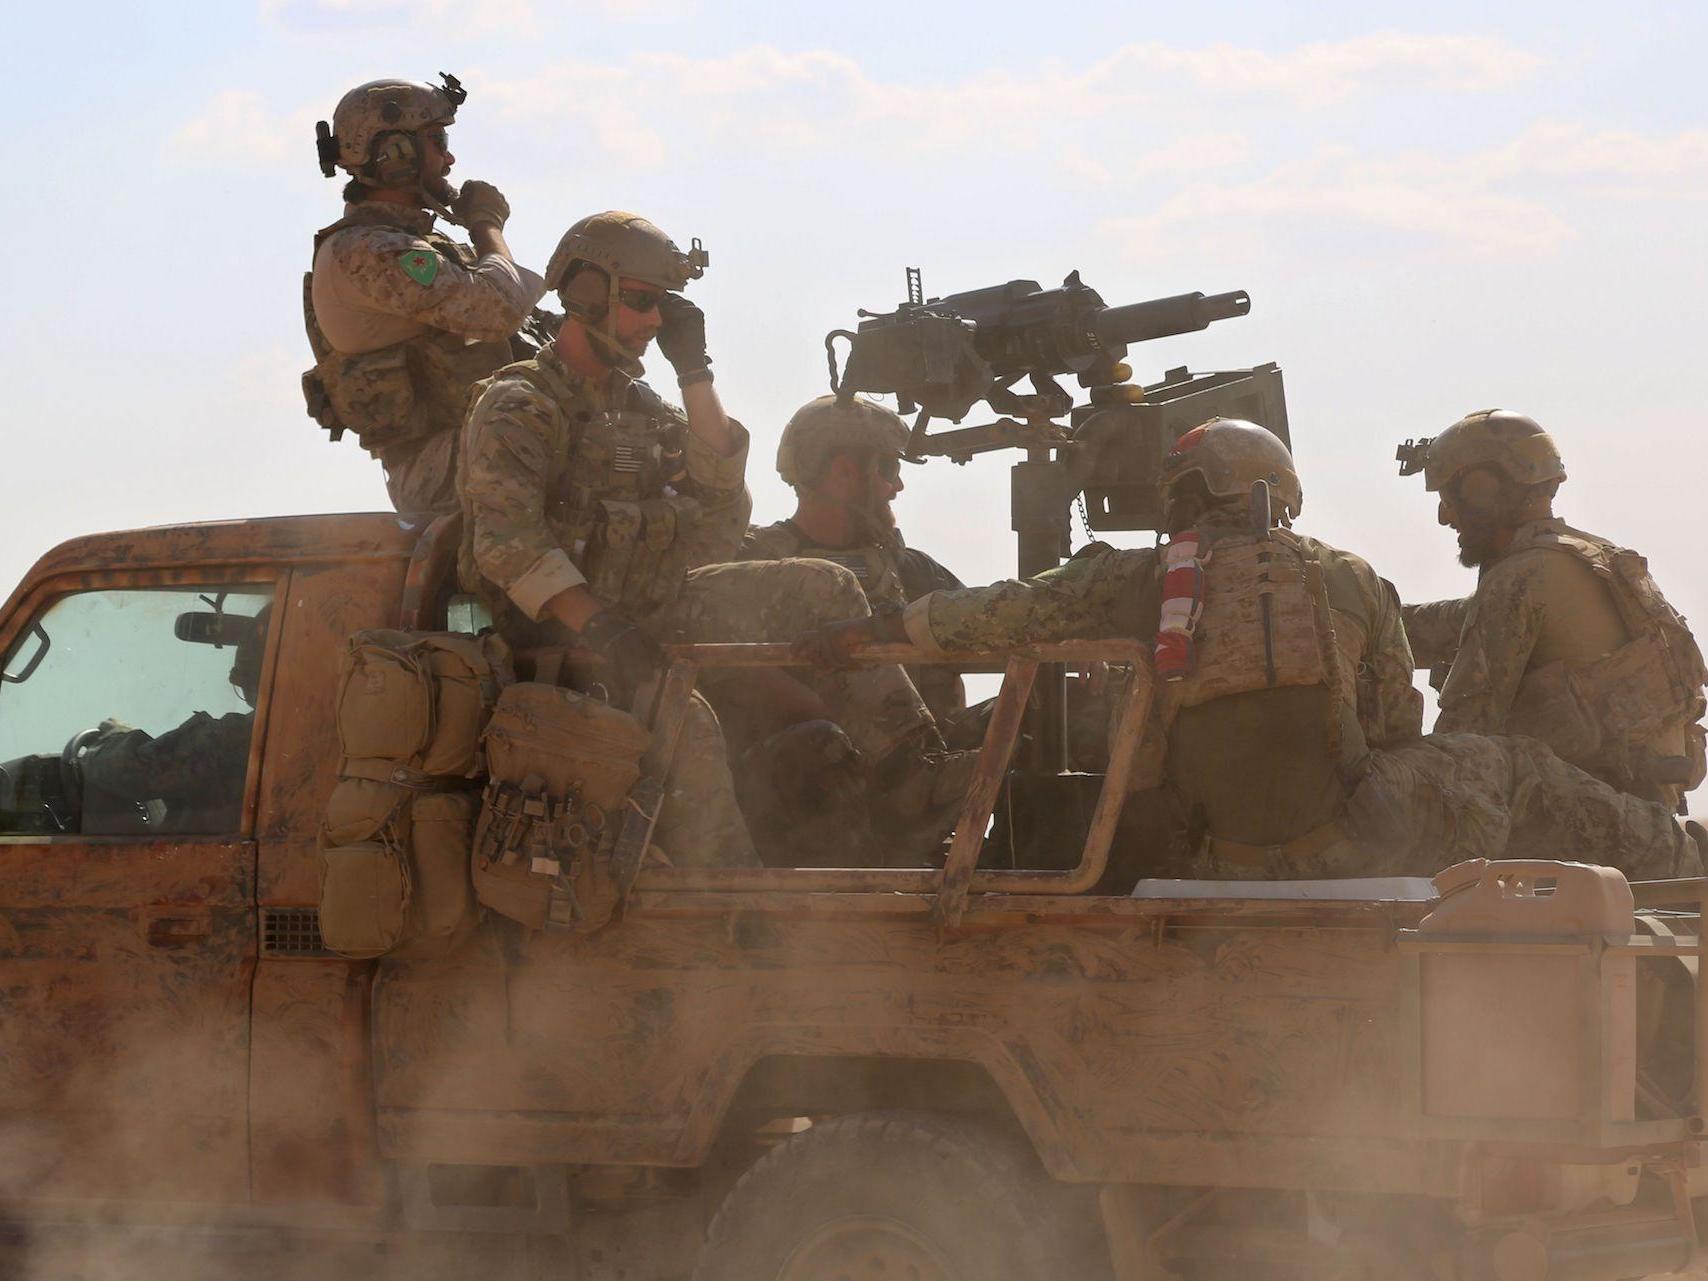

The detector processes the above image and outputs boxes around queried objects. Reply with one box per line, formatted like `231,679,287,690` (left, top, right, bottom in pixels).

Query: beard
1454,515,1506,568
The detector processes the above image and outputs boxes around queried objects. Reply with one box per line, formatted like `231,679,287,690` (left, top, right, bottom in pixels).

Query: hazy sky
4,1,1706,689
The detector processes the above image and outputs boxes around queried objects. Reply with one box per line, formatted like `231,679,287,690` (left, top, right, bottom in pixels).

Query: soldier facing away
1400,411,1708,811
457,212,971,865
797,418,1704,883
303,74,545,515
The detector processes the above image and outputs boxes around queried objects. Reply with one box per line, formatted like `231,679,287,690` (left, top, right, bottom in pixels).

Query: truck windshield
0,585,273,837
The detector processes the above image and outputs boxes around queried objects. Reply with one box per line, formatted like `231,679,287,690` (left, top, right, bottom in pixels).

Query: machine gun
826,269,1291,772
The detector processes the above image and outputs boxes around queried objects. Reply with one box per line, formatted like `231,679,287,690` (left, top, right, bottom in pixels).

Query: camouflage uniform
82,712,253,834
740,520,967,724
306,201,545,515
902,529,1699,881
1405,518,1708,810
460,346,936,864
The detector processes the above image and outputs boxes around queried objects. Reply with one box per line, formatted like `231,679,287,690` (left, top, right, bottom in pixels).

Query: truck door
0,577,276,1206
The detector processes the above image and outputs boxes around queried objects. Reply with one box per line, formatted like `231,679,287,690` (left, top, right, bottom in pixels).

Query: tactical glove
655,292,711,380
579,610,665,704
450,180,511,231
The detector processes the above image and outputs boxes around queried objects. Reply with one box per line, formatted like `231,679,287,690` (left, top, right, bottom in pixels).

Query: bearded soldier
741,395,966,724
459,212,970,865
1400,411,1707,811
798,418,1703,882
304,74,544,515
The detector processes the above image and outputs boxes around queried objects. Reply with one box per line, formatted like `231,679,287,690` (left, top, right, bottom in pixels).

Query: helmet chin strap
562,273,644,379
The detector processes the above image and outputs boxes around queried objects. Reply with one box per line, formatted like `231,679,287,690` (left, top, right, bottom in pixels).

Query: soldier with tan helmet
1399,411,1707,810
742,395,966,723
799,417,1704,882
458,212,971,865
304,74,544,515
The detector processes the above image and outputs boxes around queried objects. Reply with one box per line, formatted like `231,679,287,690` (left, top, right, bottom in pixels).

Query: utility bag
471,682,658,933
318,630,512,959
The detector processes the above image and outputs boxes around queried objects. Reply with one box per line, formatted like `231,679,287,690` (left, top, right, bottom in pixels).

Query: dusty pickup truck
1,511,1705,1281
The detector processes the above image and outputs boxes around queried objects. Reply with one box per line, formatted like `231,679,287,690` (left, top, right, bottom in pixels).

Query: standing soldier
304,74,544,515
798,418,1703,882
742,395,966,724
458,212,970,865
1399,411,1707,811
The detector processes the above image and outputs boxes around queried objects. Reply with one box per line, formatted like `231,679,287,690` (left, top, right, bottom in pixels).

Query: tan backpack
471,682,656,933
318,630,512,959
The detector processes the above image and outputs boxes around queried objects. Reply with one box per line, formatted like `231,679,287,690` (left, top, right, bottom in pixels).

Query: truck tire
692,1111,1105,1281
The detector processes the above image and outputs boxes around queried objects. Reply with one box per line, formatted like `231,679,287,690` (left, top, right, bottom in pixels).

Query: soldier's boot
869,729,980,864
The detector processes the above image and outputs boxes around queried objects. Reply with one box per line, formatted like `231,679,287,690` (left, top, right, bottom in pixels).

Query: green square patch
399,247,439,286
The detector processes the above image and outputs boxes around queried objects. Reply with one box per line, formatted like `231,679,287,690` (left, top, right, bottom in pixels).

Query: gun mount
826,269,1290,772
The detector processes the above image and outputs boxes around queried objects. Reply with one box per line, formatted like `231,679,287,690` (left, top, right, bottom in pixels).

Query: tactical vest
1140,527,1363,847
302,212,513,458
1500,523,1707,795
464,357,704,618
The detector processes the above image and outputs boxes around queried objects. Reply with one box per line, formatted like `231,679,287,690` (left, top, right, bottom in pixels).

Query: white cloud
1099,119,1708,260
167,90,315,167
475,33,1545,163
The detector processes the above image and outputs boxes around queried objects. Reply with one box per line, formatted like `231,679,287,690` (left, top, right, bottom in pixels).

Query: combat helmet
543,212,707,296
778,395,911,487
1162,418,1302,522
1407,410,1566,494
316,74,465,181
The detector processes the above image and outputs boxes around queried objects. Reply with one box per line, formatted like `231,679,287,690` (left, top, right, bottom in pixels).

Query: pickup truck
1,512,1704,1281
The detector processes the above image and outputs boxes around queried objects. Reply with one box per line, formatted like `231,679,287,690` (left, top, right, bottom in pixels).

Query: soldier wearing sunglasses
303,74,544,515
457,213,974,866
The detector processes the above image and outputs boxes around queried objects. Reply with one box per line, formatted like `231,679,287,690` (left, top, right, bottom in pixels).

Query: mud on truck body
0,511,1705,1281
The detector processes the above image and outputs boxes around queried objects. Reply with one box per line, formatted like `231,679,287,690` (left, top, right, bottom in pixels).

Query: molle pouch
587,500,643,606
318,344,418,449
484,683,651,812
335,630,513,782
625,499,683,614
418,633,512,777
470,781,553,930
319,840,410,959
323,776,410,847
336,638,434,763
399,791,480,954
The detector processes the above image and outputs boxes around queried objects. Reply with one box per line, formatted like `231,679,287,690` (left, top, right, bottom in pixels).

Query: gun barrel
1094,290,1250,348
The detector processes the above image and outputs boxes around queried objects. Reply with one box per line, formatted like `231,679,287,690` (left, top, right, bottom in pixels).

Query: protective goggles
616,286,665,313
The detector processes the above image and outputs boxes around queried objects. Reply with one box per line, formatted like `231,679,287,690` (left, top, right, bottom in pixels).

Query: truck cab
1,513,1704,1281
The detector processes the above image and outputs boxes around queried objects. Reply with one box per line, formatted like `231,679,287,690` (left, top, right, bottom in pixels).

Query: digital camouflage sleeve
1400,597,1471,671
461,354,750,621
901,533,1422,748
1433,544,1629,737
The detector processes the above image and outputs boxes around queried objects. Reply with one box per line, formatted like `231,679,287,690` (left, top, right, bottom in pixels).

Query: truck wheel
693,1112,1103,1281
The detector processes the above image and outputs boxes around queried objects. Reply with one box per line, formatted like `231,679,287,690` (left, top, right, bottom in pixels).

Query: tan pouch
336,638,433,763
587,500,643,605
337,629,512,780
398,791,480,953
319,840,409,959
484,683,651,812
470,788,552,930
323,776,410,847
